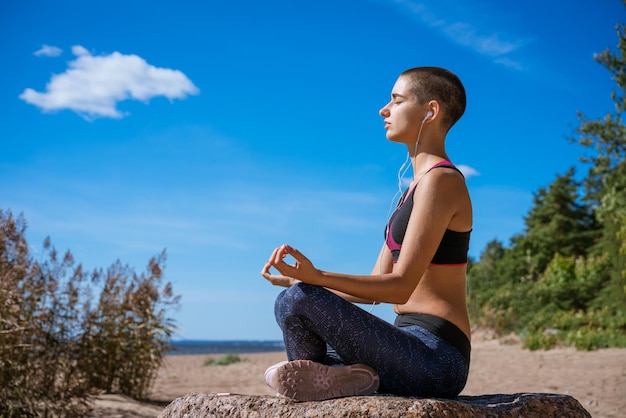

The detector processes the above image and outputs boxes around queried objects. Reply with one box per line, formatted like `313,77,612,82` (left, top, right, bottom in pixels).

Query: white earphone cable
370,115,429,314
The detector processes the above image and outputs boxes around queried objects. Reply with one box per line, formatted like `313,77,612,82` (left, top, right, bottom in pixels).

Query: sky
1,0,624,340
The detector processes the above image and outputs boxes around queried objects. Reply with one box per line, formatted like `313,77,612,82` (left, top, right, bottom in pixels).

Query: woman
261,66,472,401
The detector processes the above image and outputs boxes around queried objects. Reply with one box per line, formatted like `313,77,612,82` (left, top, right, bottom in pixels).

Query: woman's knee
274,283,326,318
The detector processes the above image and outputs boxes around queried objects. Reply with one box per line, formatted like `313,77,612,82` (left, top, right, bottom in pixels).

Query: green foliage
534,254,610,311
468,18,626,350
203,353,244,366
491,169,601,284
469,252,625,351
0,209,181,417
522,308,626,351
593,159,626,280
467,240,506,325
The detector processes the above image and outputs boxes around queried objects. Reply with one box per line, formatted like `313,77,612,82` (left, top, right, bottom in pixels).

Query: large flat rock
158,392,591,417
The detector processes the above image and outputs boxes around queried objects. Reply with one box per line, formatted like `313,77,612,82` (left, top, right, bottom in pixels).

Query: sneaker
264,360,289,391
264,359,379,402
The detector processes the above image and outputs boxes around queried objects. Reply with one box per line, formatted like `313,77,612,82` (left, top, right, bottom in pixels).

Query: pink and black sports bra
385,161,471,265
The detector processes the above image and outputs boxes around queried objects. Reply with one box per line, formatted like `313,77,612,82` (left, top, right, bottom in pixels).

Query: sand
91,335,626,418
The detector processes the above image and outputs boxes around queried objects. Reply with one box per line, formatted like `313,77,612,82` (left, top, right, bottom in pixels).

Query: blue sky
1,0,624,340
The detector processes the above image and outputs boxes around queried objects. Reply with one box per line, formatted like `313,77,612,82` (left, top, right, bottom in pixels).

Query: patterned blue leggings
274,282,469,398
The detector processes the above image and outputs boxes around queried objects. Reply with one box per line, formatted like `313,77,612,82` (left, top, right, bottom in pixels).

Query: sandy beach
92,334,626,418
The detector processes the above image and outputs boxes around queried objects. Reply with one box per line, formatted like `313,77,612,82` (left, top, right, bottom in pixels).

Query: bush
204,353,244,366
469,252,626,351
0,209,180,417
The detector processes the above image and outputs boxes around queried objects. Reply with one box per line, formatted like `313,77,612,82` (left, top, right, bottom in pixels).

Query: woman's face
379,76,426,144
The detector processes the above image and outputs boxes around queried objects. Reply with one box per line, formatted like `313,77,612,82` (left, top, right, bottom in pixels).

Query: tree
468,14,626,348
572,21,626,205
467,239,506,326
523,168,600,274
487,169,599,287
570,17,626,293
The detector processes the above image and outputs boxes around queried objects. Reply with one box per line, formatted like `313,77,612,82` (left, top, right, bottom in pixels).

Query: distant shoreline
166,340,285,356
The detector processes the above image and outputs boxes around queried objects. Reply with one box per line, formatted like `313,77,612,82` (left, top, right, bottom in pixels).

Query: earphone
422,110,433,122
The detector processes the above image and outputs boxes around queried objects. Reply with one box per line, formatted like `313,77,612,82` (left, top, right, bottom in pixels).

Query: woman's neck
410,151,449,181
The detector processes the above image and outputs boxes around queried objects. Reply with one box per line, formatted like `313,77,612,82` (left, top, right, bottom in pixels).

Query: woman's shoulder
418,163,467,193
413,162,472,228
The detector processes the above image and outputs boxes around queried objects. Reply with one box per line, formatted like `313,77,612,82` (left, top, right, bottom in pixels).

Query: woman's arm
262,169,465,303
261,243,390,304
324,242,394,304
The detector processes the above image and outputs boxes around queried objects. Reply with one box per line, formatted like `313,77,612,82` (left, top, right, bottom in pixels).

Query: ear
425,100,441,123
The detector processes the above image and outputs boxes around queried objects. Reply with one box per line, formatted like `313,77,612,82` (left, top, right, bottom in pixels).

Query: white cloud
494,56,526,71
386,0,527,69
440,23,521,57
457,164,479,179
34,44,63,57
20,45,199,120
72,45,89,56
399,164,480,186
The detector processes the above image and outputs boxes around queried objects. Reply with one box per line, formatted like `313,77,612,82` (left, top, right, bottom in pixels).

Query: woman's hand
260,244,321,286
260,269,300,288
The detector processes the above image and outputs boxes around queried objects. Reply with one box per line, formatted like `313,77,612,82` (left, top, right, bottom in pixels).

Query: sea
165,340,285,356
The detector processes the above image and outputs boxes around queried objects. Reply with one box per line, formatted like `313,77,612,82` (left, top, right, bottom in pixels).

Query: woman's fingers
267,244,296,267
267,247,281,265
261,244,318,286
261,261,272,276
274,244,293,263
262,244,310,282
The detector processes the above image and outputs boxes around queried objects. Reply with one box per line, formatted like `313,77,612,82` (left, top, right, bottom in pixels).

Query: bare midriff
393,263,471,340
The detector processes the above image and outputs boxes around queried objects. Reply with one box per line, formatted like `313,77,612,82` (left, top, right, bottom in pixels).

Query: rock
158,392,592,417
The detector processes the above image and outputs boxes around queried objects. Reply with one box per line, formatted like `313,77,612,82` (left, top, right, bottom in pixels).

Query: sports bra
385,161,471,265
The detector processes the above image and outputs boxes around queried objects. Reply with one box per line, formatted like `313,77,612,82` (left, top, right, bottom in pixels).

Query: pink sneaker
264,359,379,402
264,360,289,390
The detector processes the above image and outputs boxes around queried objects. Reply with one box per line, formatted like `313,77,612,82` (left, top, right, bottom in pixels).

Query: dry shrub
0,209,180,417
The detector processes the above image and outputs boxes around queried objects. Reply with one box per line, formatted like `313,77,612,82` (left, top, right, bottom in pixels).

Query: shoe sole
264,360,289,389
269,360,379,402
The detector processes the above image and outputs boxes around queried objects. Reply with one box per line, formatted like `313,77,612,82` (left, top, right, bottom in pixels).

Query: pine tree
570,19,626,295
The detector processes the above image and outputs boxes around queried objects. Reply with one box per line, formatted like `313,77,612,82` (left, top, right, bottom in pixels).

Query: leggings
274,282,469,398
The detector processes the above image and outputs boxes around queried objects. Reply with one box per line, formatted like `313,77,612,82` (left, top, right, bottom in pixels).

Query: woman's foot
264,359,380,402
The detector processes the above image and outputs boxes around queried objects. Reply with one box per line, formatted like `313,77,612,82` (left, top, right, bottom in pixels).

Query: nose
379,103,390,117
